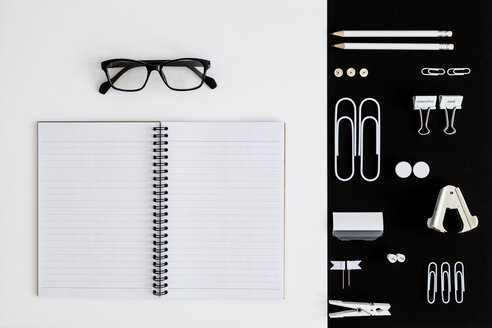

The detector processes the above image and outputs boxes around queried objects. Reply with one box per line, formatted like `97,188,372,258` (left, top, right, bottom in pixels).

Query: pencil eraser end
447,31,453,37
449,44,455,50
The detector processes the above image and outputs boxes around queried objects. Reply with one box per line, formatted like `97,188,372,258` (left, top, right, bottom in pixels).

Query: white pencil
332,30,453,38
333,43,454,51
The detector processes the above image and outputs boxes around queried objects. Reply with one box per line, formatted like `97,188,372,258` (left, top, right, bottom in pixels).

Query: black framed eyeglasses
99,58,217,94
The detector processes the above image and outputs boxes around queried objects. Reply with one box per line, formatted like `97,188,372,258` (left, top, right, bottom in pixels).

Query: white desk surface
0,0,327,327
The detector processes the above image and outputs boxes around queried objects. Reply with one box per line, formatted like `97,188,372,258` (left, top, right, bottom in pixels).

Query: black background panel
328,1,492,327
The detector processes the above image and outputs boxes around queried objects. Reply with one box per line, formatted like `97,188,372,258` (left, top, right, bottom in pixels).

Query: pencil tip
332,31,343,37
333,43,345,49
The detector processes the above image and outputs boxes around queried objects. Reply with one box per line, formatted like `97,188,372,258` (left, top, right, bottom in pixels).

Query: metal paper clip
413,96,437,135
441,262,451,304
427,185,478,233
439,95,463,135
427,262,437,304
447,68,471,76
454,261,465,304
334,98,357,182
358,98,381,182
421,68,445,76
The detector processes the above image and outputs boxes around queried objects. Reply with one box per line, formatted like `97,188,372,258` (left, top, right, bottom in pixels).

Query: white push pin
396,253,406,263
387,254,397,263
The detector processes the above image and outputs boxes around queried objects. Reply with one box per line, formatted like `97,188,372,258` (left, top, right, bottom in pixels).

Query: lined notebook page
38,122,157,298
164,122,285,299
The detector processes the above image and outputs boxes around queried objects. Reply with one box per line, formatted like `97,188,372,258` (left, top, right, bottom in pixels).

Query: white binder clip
329,300,391,318
413,96,437,135
439,95,463,135
427,185,478,233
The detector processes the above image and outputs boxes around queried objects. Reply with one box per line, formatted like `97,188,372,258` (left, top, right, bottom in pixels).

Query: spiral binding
152,125,169,296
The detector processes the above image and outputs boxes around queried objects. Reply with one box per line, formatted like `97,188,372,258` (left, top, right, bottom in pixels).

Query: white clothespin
329,300,391,319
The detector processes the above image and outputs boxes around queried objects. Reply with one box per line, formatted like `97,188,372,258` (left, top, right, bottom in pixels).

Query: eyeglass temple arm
99,63,140,94
99,62,217,94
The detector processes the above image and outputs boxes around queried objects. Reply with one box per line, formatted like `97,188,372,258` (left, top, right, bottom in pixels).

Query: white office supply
332,212,384,241
427,262,438,304
328,300,391,318
387,254,397,263
38,122,285,299
454,261,465,303
346,260,362,287
395,161,412,178
413,161,430,178
333,43,454,51
330,261,347,289
447,68,471,76
396,254,406,263
441,262,451,304
334,68,343,77
427,185,478,234
358,98,381,182
359,68,368,77
347,67,356,77
421,68,445,76
332,30,452,38
439,95,463,135
334,97,357,181
413,96,437,135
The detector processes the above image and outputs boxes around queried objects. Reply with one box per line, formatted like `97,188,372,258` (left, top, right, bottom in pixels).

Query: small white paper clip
329,300,391,318
358,98,381,182
454,261,465,304
427,262,437,304
439,95,463,135
334,98,357,182
447,68,471,76
421,68,445,76
413,96,437,135
441,262,451,304
330,260,347,289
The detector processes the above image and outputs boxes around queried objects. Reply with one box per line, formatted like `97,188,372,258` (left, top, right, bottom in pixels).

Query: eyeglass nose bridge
145,64,169,84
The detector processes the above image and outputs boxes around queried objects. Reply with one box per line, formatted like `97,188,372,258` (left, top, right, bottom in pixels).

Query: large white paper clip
334,97,381,182
454,261,465,303
334,98,357,181
358,98,381,182
439,95,463,135
427,185,478,233
329,300,391,318
413,96,437,135
427,262,437,304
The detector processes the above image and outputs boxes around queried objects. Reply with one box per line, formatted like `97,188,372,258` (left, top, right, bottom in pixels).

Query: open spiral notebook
37,122,285,299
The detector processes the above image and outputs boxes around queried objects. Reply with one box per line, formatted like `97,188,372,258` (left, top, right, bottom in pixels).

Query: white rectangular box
332,212,384,241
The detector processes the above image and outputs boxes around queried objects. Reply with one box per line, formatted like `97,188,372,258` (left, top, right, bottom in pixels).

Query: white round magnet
395,161,412,178
413,161,430,178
